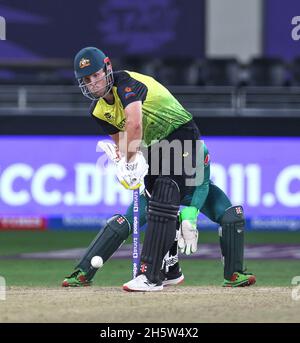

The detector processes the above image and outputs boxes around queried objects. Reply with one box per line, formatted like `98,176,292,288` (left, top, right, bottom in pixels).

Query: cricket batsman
62,47,256,291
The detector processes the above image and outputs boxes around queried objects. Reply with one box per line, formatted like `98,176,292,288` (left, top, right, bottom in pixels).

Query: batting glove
116,151,149,190
97,141,122,163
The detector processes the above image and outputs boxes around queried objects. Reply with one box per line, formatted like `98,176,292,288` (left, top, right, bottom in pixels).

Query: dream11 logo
0,16,6,40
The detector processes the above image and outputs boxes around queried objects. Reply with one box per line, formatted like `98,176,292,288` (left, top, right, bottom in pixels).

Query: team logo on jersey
79,58,91,69
117,118,126,129
124,86,136,99
104,112,113,120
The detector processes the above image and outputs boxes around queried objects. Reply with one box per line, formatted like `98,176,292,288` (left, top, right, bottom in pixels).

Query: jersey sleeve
92,115,120,135
115,71,148,108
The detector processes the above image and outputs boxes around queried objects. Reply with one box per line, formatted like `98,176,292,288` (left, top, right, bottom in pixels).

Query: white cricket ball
91,256,103,269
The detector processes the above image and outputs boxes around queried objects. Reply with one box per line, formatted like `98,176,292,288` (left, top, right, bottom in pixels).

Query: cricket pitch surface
1,286,299,323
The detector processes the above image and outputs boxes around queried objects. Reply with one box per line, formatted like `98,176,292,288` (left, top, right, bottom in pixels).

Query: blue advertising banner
0,0,204,59
264,0,300,60
0,136,299,230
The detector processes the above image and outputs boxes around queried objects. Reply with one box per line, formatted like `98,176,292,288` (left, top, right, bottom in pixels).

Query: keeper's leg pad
76,215,130,279
219,206,245,279
140,177,180,283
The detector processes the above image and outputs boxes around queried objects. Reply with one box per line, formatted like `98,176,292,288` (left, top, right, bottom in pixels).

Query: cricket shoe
62,269,92,287
123,274,163,292
222,271,256,287
160,269,184,287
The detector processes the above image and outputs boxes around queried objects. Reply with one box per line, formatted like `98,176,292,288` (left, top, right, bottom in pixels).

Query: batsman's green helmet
74,47,108,79
74,47,114,100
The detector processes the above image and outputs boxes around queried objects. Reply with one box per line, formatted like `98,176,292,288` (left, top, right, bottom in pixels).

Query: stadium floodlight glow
0,16,6,40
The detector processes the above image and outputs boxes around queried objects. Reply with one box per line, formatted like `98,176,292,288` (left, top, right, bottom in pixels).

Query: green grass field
0,231,299,287
1,259,299,287
2,230,300,256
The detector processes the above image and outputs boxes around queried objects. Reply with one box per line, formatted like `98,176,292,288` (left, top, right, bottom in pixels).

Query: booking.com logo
0,16,6,40
0,276,6,300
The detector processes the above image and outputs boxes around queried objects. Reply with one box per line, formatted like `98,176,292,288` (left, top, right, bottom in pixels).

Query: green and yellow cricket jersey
90,71,193,146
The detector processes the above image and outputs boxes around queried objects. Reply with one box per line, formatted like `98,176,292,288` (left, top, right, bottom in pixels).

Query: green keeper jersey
90,71,193,146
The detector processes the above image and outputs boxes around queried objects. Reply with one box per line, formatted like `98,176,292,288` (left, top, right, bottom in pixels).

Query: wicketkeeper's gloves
178,206,199,255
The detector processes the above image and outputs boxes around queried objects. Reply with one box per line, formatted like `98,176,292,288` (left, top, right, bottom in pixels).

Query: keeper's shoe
160,269,184,287
123,274,163,292
222,271,256,287
62,269,92,287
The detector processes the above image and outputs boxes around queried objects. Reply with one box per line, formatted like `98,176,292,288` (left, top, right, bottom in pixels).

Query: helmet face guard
78,57,114,101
